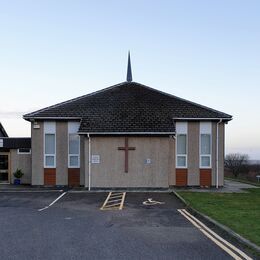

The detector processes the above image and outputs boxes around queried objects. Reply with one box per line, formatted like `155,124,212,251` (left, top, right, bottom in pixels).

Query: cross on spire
126,51,132,82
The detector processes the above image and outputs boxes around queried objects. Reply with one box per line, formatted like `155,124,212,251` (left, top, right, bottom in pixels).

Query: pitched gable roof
23,82,232,134
0,138,31,149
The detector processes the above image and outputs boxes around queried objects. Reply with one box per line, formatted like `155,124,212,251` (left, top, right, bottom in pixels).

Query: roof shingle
24,82,232,133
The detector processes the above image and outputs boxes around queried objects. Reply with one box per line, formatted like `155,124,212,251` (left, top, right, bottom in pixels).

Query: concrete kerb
0,185,64,192
173,190,260,255
69,188,173,193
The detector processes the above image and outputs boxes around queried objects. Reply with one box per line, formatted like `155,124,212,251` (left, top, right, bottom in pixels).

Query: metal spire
126,51,132,82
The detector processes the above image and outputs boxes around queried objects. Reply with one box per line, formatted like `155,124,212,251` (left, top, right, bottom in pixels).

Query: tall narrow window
176,122,187,168
200,122,212,168
68,122,80,168
44,122,56,168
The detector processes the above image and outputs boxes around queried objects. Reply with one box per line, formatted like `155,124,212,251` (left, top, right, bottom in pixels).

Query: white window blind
176,122,187,168
68,122,80,168
200,122,212,168
44,122,56,168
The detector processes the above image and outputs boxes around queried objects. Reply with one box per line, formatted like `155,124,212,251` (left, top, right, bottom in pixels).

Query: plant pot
14,179,21,185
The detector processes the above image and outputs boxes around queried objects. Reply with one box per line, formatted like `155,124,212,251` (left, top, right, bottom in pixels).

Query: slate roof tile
23,82,232,133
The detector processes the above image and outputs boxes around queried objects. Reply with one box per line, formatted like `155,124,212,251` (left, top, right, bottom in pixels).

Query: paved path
222,179,259,193
176,179,259,193
0,191,242,260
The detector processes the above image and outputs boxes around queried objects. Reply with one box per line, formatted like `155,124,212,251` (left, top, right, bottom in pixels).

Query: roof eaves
23,116,82,121
172,117,233,121
77,131,175,135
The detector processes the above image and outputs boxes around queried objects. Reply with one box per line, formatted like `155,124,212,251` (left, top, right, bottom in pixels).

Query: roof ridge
23,82,128,119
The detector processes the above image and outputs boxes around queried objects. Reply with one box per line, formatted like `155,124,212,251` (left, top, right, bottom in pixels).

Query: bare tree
225,153,249,178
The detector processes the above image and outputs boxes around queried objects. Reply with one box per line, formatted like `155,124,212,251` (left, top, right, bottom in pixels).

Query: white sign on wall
91,155,100,164
145,158,151,164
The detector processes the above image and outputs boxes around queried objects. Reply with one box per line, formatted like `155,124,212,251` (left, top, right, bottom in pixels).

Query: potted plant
13,168,24,185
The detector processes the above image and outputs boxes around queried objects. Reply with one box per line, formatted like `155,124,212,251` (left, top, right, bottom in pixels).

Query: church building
22,54,232,189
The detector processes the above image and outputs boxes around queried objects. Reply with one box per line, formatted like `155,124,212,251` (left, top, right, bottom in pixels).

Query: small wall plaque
145,158,151,164
33,122,40,129
91,155,100,164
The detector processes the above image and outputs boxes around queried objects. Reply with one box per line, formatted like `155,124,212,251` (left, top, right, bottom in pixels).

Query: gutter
23,117,82,120
172,117,232,121
78,132,175,135
87,133,91,191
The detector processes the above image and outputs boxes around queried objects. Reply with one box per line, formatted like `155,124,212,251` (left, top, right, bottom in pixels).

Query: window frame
68,122,80,168
68,133,80,168
44,122,56,168
176,133,187,168
199,122,212,169
175,122,188,169
17,148,31,154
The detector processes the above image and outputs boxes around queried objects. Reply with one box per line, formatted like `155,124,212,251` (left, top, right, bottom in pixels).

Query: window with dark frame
17,148,31,154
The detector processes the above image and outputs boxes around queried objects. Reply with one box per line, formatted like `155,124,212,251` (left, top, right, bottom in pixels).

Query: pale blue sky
0,1,259,159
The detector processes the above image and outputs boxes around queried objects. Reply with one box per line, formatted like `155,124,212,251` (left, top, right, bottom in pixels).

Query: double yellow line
100,192,126,210
178,209,252,260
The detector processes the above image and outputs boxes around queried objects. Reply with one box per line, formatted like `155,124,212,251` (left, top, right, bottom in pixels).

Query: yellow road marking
181,209,252,260
100,192,112,210
106,199,122,203
119,192,126,210
110,193,124,196
178,209,252,260
109,195,123,199
110,192,123,195
100,192,126,210
103,203,121,208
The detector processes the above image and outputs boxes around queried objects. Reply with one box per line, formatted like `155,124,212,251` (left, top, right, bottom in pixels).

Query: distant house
0,123,31,184
22,55,232,189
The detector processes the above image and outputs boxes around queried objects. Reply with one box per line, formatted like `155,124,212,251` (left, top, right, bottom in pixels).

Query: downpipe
216,119,222,189
87,133,91,191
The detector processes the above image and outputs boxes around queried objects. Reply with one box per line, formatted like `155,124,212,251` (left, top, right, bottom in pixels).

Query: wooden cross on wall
118,137,136,173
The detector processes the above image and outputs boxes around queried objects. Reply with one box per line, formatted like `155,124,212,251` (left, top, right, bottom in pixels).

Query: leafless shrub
225,153,249,178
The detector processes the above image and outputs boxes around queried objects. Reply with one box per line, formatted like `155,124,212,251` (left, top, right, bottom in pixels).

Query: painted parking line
38,192,67,212
100,192,126,210
178,209,252,260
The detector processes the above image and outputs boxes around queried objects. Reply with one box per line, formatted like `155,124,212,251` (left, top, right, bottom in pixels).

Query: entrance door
0,153,10,183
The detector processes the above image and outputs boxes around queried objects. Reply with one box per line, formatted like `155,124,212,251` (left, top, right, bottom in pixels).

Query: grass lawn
178,188,260,247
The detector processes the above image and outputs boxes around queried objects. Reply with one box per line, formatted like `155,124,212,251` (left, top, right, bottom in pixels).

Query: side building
0,123,31,184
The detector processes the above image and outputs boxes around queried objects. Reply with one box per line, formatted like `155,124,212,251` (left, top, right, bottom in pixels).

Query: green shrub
13,168,24,179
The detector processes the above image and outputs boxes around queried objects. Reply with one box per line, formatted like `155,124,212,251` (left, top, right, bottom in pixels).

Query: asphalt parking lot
0,191,245,260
